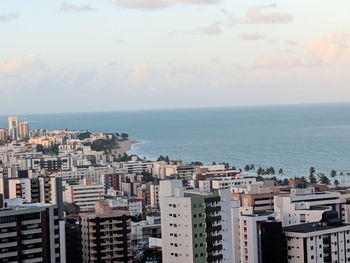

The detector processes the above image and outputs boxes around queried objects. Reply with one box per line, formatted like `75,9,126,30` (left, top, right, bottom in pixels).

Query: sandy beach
116,140,138,156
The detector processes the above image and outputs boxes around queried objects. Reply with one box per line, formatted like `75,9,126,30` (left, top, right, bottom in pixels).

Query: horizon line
1,100,350,116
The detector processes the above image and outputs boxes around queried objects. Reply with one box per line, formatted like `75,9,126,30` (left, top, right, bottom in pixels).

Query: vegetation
63,202,80,215
191,161,203,166
36,144,59,155
120,133,129,140
91,138,118,153
141,171,155,183
77,132,91,140
157,155,170,164
141,248,162,263
309,174,317,184
318,174,330,185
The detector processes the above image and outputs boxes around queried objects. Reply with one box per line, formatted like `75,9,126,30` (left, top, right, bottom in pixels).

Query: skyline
1,0,350,114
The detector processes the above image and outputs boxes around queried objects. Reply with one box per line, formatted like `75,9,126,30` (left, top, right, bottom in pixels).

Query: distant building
8,116,19,140
0,128,8,142
19,121,30,139
80,200,132,263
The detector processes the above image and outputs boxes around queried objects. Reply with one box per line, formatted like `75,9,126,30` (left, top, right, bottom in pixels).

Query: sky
1,0,350,114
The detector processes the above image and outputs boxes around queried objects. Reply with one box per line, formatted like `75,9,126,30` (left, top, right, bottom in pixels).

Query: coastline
116,140,139,156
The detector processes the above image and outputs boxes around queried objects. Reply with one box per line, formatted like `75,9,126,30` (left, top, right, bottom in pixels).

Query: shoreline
116,140,139,156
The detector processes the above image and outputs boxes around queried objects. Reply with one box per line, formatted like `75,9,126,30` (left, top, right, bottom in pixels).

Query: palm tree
309,174,317,184
244,165,250,172
309,167,316,175
278,168,284,175
330,170,337,178
318,174,330,185
334,180,340,187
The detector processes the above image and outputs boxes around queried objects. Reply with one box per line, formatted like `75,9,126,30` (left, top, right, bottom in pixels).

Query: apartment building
28,156,72,172
274,187,344,226
0,128,8,142
7,176,63,206
160,179,234,263
0,200,65,263
211,175,261,190
239,207,285,263
64,179,104,212
80,200,132,263
232,181,279,212
284,210,350,263
150,184,160,208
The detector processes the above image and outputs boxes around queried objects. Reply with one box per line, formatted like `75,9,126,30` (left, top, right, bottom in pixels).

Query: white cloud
0,56,36,73
115,0,218,10
128,64,151,86
60,2,96,12
199,22,222,35
0,13,19,23
309,32,350,64
245,7,292,24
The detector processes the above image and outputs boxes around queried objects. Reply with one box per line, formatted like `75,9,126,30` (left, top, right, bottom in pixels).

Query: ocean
1,103,350,178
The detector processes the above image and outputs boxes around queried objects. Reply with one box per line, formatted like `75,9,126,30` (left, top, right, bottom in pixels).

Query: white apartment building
54,165,115,184
275,187,344,226
211,175,261,190
106,197,143,216
64,179,104,211
284,212,350,263
160,179,234,263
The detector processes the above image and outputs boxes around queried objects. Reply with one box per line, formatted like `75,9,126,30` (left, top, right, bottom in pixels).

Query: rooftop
283,222,350,233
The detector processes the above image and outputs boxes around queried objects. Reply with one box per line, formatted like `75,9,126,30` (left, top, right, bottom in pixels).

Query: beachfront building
80,200,132,263
160,179,235,263
211,175,261,190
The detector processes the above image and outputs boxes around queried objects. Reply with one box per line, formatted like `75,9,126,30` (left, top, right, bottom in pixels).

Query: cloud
60,2,96,12
128,64,151,86
245,7,292,24
255,54,303,68
240,33,265,41
0,56,36,74
115,0,218,10
199,22,222,35
0,13,19,23
309,32,350,64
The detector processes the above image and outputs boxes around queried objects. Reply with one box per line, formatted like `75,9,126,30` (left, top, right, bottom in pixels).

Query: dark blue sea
1,103,350,178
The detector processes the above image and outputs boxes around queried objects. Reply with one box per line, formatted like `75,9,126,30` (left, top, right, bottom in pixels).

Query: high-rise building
8,116,19,140
283,210,350,263
160,179,235,263
0,200,65,263
0,128,8,142
80,200,132,263
64,179,104,212
19,121,30,139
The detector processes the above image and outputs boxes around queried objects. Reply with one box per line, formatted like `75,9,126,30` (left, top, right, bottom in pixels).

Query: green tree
330,170,337,178
35,144,44,152
309,167,316,175
334,179,340,187
141,248,162,263
318,174,330,185
120,133,129,140
300,176,308,185
278,168,284,175
250,164,255,170
244,165,250,172
309,174,317,184
77,132,91,140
